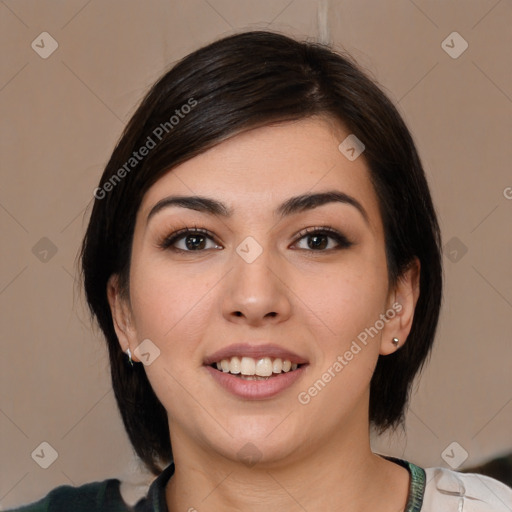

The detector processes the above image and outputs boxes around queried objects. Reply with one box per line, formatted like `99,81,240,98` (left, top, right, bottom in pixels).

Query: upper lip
204,343,308,366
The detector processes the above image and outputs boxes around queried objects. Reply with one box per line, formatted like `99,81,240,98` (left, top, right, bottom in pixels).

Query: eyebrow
146,190,370,226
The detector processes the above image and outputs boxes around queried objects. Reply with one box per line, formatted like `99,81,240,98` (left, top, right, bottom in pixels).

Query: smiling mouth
209,356,304,380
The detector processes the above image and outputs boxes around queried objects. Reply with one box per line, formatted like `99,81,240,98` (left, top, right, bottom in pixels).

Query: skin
108,117,420,511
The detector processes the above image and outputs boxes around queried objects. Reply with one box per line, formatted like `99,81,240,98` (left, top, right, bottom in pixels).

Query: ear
106,274,141,362
379,257,421,355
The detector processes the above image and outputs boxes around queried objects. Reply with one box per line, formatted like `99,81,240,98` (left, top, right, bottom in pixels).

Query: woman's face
109,117,418,466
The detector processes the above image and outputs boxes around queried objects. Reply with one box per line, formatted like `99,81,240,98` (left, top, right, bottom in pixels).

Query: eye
157,225,353,253
158,227,222,252
292,226,353,251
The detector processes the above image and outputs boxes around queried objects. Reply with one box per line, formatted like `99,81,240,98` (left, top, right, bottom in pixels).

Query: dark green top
7,456,425,511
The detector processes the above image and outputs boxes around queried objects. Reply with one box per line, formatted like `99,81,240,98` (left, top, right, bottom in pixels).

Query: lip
203,343,308,366
203,343,309,400
204,364,307,400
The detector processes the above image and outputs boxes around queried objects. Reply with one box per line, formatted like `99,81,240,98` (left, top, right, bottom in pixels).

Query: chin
207,418,307,468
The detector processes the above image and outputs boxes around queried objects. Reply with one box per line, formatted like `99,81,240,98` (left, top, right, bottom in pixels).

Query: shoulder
4,478,131,512
422,466,512,511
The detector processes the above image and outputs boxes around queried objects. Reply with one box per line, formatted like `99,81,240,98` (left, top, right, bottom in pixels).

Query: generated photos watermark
93,97,197,200
298,302,402,405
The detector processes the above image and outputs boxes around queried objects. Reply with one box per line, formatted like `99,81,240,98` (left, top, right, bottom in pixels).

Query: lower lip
204,365,307,400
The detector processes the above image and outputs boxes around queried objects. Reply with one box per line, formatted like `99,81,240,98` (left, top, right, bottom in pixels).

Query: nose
222,244,292,327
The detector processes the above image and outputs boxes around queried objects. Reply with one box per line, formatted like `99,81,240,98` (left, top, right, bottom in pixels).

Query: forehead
138,117,382,232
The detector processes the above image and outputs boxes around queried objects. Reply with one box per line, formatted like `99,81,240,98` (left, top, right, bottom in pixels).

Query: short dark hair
80,30,443,475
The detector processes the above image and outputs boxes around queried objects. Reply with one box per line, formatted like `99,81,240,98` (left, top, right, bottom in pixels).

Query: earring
392,337,399,348
126,348,134,367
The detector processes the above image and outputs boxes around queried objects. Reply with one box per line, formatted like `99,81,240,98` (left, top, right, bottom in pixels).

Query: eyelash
157,225,354,253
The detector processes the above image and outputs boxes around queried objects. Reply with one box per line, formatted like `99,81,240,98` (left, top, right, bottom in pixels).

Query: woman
9,30,512,511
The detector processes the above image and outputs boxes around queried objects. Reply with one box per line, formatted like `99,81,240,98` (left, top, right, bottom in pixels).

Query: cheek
127,259,217,407
293,264,386,417
128,255,217,351
293,253,388,343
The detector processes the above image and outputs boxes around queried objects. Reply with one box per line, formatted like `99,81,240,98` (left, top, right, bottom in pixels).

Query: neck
165,414,410,511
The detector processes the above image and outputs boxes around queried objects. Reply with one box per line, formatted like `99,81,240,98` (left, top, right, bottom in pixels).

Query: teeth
255,357,273,377
239,375,271,381
213,356,300,376
240,357,256,375
230,356,241,374
272,358,283,373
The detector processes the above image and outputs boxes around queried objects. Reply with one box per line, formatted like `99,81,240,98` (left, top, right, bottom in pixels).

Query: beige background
1,0,511,507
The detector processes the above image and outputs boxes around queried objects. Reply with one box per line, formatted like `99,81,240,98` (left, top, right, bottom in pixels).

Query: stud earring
392,337,399,348
126,348,133,367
